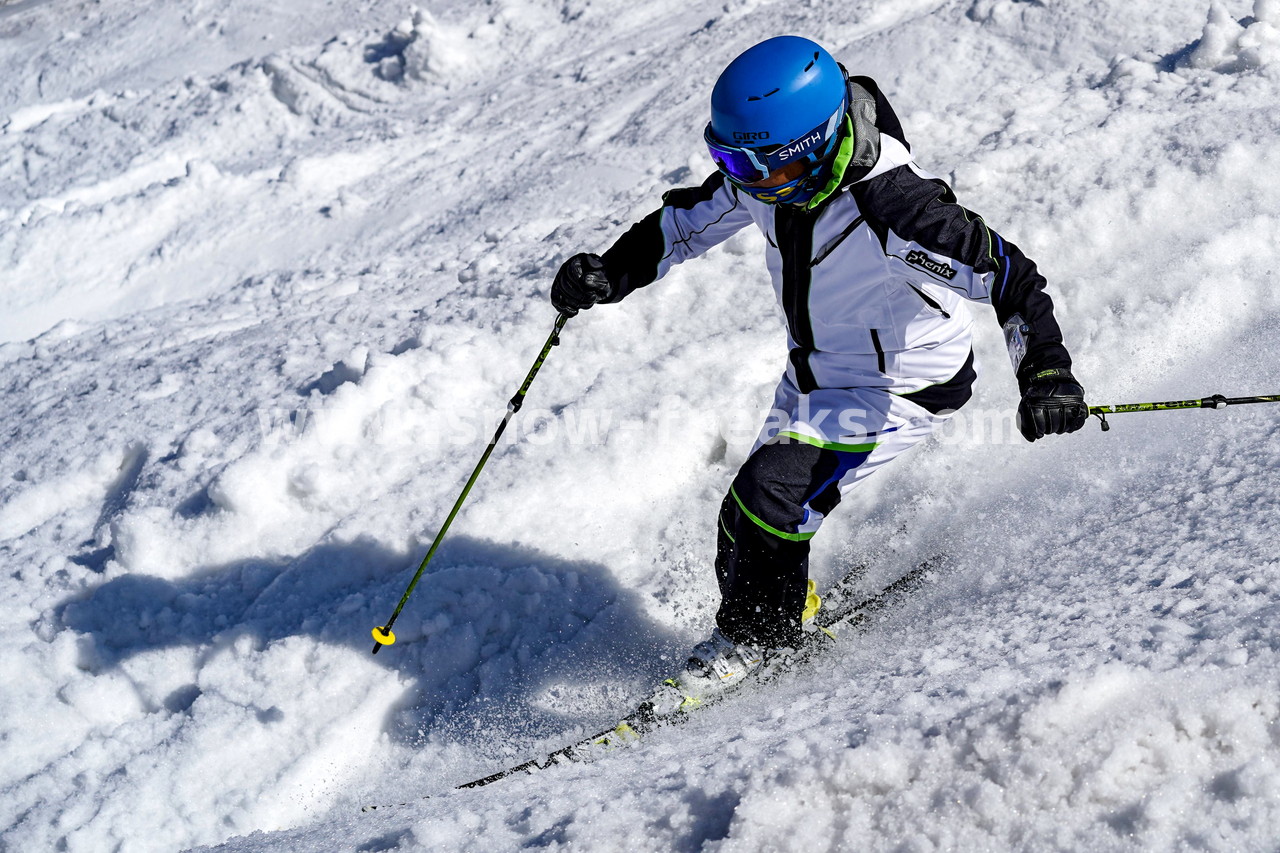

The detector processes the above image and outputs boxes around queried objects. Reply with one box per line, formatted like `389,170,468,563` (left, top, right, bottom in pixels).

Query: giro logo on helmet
733,131,771,141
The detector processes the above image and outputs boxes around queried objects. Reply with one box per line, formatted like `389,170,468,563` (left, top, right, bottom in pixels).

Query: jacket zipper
777,205,817,350
809,216,866,268
907,282,951,318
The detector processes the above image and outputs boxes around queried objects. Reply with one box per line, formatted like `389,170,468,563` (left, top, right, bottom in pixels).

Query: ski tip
372,626,396,646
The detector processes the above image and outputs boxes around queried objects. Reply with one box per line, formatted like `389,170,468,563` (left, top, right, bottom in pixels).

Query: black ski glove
1017,368,1089,442
551,253,615,317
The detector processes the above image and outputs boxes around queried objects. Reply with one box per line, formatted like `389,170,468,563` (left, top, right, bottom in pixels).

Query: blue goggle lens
704,133,771,183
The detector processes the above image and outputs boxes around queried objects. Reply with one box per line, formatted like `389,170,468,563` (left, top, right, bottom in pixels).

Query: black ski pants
714,437,859,649
715,353,976,648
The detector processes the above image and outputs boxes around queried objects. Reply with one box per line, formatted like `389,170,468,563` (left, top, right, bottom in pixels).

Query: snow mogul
550,36,1088,704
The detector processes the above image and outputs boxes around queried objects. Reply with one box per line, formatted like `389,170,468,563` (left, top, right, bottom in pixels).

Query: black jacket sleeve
854,165,1073,387
599,171,745,303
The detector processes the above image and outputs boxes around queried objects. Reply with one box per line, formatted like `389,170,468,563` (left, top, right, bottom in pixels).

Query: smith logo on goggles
705,103,844,185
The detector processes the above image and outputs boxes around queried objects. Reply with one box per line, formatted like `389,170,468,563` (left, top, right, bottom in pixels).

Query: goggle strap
707,99,847,180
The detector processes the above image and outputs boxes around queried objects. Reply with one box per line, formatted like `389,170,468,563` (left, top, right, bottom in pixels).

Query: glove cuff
1017,365,1077,395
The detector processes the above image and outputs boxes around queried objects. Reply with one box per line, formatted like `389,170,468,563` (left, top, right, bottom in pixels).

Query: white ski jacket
599,77,1071,409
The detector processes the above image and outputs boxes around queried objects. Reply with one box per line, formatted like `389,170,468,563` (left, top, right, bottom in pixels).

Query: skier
550,36,1088,703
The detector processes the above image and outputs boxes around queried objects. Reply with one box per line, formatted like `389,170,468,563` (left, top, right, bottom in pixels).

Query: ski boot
642,627,765,718
644,581,827,719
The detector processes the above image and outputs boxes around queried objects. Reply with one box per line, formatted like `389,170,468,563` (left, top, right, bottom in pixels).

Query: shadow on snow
56,534,685,760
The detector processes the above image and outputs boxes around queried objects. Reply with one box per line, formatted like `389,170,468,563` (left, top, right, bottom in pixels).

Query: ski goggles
704,102,845,185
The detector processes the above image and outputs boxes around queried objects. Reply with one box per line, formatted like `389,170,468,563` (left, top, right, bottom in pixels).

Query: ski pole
1090,393,1280,431
371,312,571,654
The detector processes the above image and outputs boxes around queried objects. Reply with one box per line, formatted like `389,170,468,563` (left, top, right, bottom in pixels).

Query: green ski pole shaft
1090,394,1280,431
371,313,570,654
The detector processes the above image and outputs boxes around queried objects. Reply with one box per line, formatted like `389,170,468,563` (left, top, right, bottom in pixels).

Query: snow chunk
0,446,141,541
368,7,470,84
1189,1,1280,72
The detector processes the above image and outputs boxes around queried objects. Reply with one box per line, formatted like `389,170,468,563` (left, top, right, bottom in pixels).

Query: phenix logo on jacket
596,76,1071,443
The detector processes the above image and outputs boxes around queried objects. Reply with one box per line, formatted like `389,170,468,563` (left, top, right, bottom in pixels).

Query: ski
361,557,940,812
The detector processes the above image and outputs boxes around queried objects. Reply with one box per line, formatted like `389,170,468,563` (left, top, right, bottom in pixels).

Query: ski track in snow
2,0,1280,850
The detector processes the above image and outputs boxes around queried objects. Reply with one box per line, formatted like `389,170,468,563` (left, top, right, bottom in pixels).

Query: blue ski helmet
706,36,848,205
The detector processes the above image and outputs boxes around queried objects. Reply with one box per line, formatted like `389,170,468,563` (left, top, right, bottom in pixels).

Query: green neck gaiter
802,116,856,212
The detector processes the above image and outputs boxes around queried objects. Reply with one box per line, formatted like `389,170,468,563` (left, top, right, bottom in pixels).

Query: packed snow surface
3,0,1280,850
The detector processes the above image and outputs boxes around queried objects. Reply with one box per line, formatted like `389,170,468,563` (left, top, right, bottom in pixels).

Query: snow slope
2,0,1280,850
